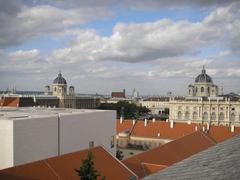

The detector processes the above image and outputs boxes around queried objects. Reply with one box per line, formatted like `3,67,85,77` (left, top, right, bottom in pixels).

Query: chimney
195,126,198,131
132,120,136,125
170,120,174,128
152,118,155,123
202,126,206,132
157,133,160,137
231,125,235,133
120,116,123,124
144,118,147,127
207,123,210,130
187,120,191,125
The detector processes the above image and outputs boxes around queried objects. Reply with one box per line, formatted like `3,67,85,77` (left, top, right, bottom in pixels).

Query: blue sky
0,0,239,95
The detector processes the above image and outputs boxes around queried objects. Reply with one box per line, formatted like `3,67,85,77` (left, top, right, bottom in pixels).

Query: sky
0,0,240,95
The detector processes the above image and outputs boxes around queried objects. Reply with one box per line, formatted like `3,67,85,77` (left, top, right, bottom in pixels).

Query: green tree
116,150,124,160
75,152,105,180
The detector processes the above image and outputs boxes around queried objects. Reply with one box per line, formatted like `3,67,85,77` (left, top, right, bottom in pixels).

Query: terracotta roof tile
0,146,137,180
111,92,125,98
0,97,19,107
117,120,240,143
123,131,215,178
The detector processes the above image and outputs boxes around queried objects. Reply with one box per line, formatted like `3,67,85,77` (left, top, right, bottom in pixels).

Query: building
0,146,137,180
0,73,101,109
169,67,240,126
140,67,240,126
0,107,116,169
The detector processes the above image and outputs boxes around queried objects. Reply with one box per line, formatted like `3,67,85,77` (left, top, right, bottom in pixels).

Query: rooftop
117,120,240,143
123,131,215,178
0,146,137,180
0,107,113,121
144,134,240,180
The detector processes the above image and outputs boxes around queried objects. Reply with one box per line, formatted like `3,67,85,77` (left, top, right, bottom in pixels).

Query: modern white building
0,107,116,169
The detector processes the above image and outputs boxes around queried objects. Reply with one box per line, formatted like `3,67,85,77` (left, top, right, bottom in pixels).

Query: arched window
201,87,204,92
54,87,57,92
203,112,208,120
207,87,210,93
211,112,216,120
219,112,224,121
185,112,190,120
189,89,191,95
193,112,197,120
178,111,182,120
195,87,198,92
230,113,235,122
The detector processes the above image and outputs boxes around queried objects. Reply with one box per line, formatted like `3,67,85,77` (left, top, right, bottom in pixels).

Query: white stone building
169,67,240,126
0,107,116,169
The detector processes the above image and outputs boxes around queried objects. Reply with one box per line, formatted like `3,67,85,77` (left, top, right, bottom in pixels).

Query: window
230,113,235,122
111,136,115,148
178,111,182,119
201,87,204,92
89,141,94,148
193,112,197,120
195,87,198,92
185,112,190,120
211,112,216,120
207,87,210,93
203,112,208,120
219,112,224,121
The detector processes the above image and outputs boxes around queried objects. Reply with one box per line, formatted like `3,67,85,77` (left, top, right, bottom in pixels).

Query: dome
195,66,213,83
53,73,67,84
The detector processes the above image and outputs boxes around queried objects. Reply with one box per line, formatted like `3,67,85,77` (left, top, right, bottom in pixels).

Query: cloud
0,2,112,48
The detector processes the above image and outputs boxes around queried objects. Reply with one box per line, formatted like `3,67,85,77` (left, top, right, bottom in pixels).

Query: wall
0,120,13,169
13,116,59,166
59,110,116,155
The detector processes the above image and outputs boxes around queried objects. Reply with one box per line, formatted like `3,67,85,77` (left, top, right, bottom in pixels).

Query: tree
116,150,124,160
75,151,105,180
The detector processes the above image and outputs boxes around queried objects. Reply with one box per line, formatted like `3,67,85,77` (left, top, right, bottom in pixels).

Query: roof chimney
157,133,160,137
120,116,123,124
187,120,191,125
207,123,210,130
231,125,235,133
152,118,155,123
195,126,198,131
170,120,174,128
144,118,147,127
132,119,136,125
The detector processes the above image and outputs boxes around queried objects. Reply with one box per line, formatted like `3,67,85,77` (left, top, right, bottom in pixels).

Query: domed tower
52,72,67,98
188,66,219,97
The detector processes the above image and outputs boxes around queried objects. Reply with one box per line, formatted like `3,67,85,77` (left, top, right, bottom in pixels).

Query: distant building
1,73,100,109
111,89,126,98
0,107,116,169
169,67,240,126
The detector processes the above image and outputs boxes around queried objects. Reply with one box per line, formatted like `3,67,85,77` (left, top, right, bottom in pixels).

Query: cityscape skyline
0,1,240,95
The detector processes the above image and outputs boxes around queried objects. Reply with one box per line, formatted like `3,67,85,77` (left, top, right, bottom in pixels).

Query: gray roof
143,134,240,180
195,66,213,83
53,73,67,84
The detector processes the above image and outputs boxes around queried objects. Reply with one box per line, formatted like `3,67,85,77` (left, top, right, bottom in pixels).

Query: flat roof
0,107,113,121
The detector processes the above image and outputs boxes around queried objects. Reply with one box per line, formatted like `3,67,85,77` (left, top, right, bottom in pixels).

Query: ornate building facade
44,73,100,109
169,67,240,126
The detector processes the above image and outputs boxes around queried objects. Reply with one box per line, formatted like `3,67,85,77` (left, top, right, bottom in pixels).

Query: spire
202,65,206,74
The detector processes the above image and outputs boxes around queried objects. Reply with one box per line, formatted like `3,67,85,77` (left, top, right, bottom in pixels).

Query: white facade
0,107,116,169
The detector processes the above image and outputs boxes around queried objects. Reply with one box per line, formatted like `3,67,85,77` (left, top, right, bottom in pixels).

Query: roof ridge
100,145,138,179
141,162,168,167
43,160,63,180
199,130,217,145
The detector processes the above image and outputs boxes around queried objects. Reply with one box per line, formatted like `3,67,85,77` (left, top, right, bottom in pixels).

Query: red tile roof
0,146,137,180
123,131,215,178
0,97,19,107
111,92,125,98
141,163,167,176
117,120,240,142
